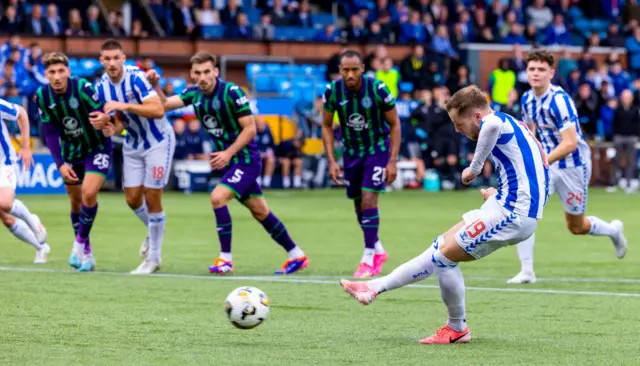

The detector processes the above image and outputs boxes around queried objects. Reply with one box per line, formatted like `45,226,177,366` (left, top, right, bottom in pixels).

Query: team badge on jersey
361,96,372,109
69,97,79,109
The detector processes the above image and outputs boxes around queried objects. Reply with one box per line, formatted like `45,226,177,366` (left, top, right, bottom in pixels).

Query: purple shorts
66,144,113,185
343,151,390,199
218,162,263,202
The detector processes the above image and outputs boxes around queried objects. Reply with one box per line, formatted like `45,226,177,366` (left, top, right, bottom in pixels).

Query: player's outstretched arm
546,124,578,164
149,73,185,112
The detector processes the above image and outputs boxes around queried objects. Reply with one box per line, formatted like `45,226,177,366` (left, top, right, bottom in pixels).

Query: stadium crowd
1,0,639,192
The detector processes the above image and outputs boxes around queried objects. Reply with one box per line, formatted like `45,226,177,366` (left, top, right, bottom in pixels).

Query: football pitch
0,189,638,365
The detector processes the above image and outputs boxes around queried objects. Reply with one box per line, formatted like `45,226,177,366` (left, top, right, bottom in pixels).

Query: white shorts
0,164,17,190
549,161,591,215
455,196,538,260
123,131,176,189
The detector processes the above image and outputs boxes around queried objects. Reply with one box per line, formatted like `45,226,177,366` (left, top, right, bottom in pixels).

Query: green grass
0,189,638,365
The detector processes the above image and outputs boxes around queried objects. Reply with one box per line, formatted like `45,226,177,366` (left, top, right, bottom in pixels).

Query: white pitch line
0,266,639,298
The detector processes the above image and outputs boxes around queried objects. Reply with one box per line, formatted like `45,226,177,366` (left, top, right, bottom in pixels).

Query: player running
91,39,174,275
36,52,112,272
508,50,627,285
0,98,49,263
146,52,308,275
341,85,549,343
321,50,401,278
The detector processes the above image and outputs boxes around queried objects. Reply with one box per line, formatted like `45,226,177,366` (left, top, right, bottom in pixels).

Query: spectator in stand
220,0,242,24
545,13,570,45
65,8,85,36
290,0,313,28
315,24,338,42
346,14,367,42
173,119,189,161
496,89,522,120
524,23,539,44
499,11,517,39
399,10,425,44
400,44,427,91
421,12,435,43
577,48,597,74
131,19,149,38
588,32,601,48
527,0,553,30
603,23,625,48
610,90,640,193
509,44,529,92
173,0,199,37
565,69,582,95
0,34,25,64
558,48,578,79
375,56,399,98
432,25,456,57
108,10,126,36
253,13,275,40
150,0,169,31
457,10,473,41
378,11,395,42
185,119,209,160
430,0,445,23
574,82,599,138
268,0,289,26
367,22,389,43
472,8,488,39
427,86,459,190
25,42,46,85
489,58,515,106
86,5,104,36
45,3,62,35
423,60,443,89
0,61,17,96
610,62,632,96
196,0,220,26
478,26,495,43
625,26,640,77
225,12,252,39
450,22,469,50
446,64,473,95
509,0,525,24
255,117,276,188
23,4,44,35
368,0,394,25
1,5,21,34
502,23,527,45
599,97,616,140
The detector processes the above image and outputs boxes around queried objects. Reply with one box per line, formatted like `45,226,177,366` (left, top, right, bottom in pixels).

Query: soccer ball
224,286,270,329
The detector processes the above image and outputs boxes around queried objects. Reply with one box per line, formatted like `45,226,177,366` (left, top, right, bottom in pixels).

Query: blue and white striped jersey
0,98,19,166
96,66,171,151
520,84,591,169
481,112,549,219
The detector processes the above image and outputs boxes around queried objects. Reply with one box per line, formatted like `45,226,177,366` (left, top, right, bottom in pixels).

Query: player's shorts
343,150,390,200
123,130,176,189
218,162,263,202
65,142,114,186
0,164,17,190
455,195,538,260
549,161,591,215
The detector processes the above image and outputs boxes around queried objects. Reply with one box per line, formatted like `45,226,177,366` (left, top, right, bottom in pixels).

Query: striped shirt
520,84,591,169
481,112,550,219
0,98,19,166
96,66,172,151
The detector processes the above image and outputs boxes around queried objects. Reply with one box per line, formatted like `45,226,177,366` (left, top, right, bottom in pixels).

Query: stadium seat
77,58,101,77
274,27,317,41
246,63,262,83
168,78,187,93
255,75,274,92
400,82,414,94
201,25,225,39
313,13,335,28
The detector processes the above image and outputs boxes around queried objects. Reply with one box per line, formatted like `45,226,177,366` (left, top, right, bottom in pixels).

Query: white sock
220,252,232,261
263,175,272,187
147,212,165,262
10,220,42,250
288,246,305,260
133,201,149,226
10,200,39,233
432,251,466,332
374,240,385,254
361,248,375,266
283,176,291,188
73,241,84,254
516,233,535,274
293,175,302,188
368,238,440,294
587,216,618,237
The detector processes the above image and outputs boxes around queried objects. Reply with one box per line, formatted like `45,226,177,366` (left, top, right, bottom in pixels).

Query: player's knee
0,199,12,213
125,194,143,210
250,207,269,221
210,193,228,208
144,189,163,212
81,188,99,207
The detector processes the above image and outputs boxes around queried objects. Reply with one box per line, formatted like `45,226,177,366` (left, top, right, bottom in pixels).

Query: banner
16,154,66,195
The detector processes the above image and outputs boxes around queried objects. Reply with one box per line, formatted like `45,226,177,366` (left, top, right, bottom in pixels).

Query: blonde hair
43,52,69,68
445,85,489,115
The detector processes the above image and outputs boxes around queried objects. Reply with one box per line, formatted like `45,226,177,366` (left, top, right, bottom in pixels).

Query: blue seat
313,13,335,27
201,25,225,39
68,58,79,72
274,27,316,41
77,58,101,77
168,78,187,93
265,63,282,75
574,19,589,32
246,9,262,24
255,75,274,92
400,82,414,94
246,63,263,83
124,59,136,67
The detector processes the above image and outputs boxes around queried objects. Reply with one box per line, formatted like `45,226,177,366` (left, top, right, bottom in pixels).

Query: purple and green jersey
36,76,109,163
323,76,395,158
179,78,259,166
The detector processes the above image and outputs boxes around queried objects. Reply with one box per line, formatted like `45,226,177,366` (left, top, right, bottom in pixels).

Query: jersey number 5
228,169,244,183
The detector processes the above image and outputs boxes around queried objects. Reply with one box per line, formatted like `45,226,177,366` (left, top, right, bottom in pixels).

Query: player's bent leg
508,233,537,285
208,184,237,274
130,188,165,275
566,213,627,259
243,196,308,275
355,190,387,278
0,210,49,263
125,186,151,258
65,184,84,269
75,173,105,272
2,185,48,245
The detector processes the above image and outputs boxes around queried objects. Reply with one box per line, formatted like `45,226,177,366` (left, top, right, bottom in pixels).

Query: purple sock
260,212,296,252
77,204,98,254
71,212,80,236
360,208,379,249
214,206,232,253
